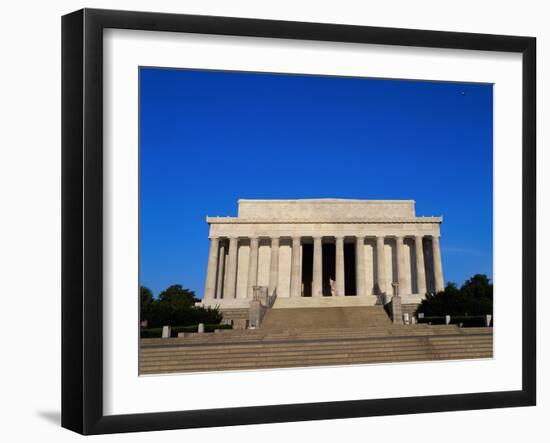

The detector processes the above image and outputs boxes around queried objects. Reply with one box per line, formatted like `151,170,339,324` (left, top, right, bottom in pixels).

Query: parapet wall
237,199,416,221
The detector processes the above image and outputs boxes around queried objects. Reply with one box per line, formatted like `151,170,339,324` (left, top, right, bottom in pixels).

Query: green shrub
140,327,162,338
417,315,491,327
140,284,223,327
140,323,232,338
418,316,446,325
144,304,223,328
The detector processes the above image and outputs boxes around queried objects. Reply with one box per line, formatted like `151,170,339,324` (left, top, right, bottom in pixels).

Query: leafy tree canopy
140,286,154,306
418,274,493,316
140,284,221,327
157,284,198,307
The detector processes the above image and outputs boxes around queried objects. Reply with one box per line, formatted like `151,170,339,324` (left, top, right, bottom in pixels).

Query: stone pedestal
391,295,404,325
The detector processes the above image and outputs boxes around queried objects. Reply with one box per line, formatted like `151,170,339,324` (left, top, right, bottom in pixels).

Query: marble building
200,199,444,309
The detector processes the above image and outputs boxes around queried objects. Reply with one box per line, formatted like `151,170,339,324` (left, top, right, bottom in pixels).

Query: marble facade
200,199,444,308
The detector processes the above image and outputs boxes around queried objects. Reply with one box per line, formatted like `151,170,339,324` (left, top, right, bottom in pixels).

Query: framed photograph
62,8,536,435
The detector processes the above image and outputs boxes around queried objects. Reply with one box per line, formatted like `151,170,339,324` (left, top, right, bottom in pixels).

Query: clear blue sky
140,67,493,297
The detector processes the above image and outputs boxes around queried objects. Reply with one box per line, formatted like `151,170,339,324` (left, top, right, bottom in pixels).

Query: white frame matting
103,28,522,416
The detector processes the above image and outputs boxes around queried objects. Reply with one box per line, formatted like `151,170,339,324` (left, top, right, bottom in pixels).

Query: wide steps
256,306,392,331
141,347,492,374
140,327,493,374
140,324,481,347
141,341,493,365
141,334,491,354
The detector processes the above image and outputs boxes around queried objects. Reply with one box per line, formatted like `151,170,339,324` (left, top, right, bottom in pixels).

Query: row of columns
203,235,444,301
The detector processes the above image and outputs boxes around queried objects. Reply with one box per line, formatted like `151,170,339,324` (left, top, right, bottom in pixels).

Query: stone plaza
199,199,444,313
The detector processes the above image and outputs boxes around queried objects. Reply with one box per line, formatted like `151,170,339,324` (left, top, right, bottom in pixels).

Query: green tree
157,284,198,307
461,274,493,300
140,286,154,322
142,283,222,328
418,274,493,316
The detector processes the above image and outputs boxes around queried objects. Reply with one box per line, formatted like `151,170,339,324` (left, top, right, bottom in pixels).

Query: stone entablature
208,222,441,239
200,199,444,308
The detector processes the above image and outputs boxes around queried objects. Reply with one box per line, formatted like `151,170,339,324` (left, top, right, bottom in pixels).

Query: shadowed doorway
301,243,313,297
344,241,356,295
322,243,336,295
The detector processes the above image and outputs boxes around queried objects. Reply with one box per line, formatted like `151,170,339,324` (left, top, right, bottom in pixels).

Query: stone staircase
140,322,493,375
260,306,391,331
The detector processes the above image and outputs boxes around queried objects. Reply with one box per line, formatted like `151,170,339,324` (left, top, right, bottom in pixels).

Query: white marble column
375,236,387,295
290,236,302,297
215,240,226,299
396,236,407,295
335,236,345,296
203,237,219,301
247,237,259,299
432,236,444,292
355,236,366,296
415,235,427,295
268,237,279,297
312,237,323,297
224,237,238,299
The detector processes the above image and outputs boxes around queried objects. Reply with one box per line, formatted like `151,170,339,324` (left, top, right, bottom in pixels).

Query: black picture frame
62,8,536,435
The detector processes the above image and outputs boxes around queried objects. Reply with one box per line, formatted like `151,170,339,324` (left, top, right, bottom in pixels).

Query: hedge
140,323,232,338
417,315,491,327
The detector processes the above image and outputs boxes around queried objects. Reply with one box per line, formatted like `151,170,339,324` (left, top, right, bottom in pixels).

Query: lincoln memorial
200,199,444,310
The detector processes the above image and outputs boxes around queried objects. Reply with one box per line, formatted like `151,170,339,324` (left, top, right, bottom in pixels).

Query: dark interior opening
344,242,357,296
322,243,336,296
301,243,313,297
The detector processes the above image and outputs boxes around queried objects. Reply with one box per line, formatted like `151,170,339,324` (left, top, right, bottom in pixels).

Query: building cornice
206,216,443,224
